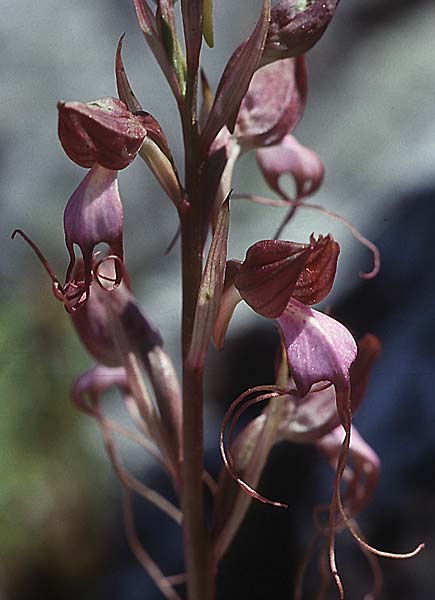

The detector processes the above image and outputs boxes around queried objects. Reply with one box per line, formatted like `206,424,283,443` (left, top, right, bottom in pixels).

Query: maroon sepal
58,97,147,170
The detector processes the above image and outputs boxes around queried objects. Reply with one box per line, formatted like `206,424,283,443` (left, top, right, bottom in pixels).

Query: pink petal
235,56,307,149
256,134,324,201
278,298,357,397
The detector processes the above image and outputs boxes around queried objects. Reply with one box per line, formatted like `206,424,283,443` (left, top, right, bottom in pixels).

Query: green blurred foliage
0,293,115,594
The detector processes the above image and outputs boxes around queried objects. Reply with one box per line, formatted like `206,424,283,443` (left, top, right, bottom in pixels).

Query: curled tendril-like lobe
12,228,89,313
220,385,290,508
13,167,125,313
234,193,381,279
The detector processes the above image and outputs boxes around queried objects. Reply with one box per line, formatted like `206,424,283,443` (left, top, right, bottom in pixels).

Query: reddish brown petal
58,97,147,170
293,234,340,305
235,239,312,318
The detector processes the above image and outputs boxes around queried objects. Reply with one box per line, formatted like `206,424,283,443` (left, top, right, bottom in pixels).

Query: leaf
200,0,271,153
187,199,230,368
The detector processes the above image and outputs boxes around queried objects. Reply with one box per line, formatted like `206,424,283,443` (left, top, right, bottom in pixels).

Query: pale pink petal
278,298,357,397
256,134,324,201
235,56,307,149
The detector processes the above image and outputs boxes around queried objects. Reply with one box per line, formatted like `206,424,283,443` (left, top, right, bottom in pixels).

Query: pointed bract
58,97,147,170
136,111,182,204
188,199,230,368
200,0,271,153
115,36,143,113
212,260,243,350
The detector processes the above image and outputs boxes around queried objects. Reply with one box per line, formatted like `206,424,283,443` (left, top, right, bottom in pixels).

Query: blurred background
1,0,435,598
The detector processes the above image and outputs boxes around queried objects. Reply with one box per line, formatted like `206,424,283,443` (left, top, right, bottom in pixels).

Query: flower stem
179,73,215,598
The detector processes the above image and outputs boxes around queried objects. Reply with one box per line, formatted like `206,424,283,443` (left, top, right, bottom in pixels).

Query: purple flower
63,165,124,304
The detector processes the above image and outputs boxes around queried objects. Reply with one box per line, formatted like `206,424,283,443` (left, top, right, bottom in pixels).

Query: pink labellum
256,134,324,201
278,298,357,399
70,268,130,367
58,97,147,170
235,56,307,149
64,165,124,295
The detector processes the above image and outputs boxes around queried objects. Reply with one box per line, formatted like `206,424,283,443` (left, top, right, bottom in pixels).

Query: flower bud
235,56,307,150
58,97,147,170
63,165,124,295
262,0,340,65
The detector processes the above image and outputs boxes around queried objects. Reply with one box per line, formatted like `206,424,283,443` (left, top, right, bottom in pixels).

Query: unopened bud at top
262,0,340,65
58,97,148,170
